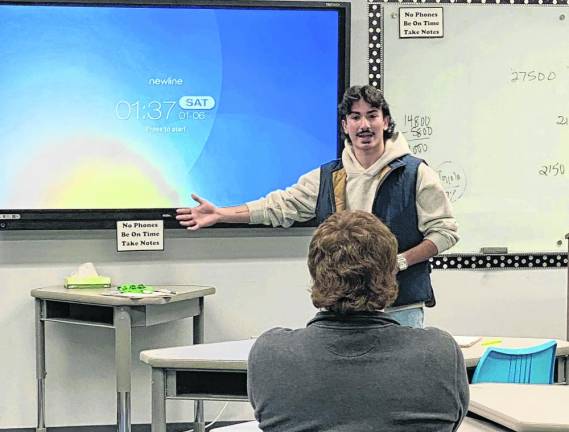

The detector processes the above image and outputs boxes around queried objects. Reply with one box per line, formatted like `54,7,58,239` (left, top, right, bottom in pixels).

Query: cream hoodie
247,132,459,254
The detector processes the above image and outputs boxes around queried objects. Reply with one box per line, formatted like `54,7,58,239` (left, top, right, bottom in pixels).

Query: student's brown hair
308,211,398,314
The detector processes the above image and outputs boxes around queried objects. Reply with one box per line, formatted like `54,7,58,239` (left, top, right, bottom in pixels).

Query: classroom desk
32,284,215,432
141,339,253,432
469,383,569,431
458,417,512,432
139,336,569,432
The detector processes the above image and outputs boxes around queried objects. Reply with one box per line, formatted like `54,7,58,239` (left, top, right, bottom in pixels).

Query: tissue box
64,275,112,289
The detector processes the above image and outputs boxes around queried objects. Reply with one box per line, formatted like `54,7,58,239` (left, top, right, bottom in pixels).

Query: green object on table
117,284,155,294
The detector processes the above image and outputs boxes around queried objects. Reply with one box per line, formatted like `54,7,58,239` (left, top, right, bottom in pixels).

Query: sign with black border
399,7,444,39
116,220,164,252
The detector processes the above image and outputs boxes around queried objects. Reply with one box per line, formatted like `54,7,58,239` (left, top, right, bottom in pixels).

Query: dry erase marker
481,339,502,346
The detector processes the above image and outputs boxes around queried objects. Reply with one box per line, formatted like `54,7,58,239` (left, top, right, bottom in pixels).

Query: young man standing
176,85,459,327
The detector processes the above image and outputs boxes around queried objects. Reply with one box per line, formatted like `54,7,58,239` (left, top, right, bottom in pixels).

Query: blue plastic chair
472,340,557,384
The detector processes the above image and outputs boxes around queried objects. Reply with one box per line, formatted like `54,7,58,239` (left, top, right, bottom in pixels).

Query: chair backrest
472,340,557,384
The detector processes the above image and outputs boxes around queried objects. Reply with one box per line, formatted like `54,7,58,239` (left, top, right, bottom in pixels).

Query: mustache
356,129,374,136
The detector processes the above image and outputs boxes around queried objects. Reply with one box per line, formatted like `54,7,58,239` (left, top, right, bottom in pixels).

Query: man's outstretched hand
176,194,220,231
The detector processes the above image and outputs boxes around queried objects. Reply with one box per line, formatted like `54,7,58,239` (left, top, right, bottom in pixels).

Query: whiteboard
380,4,569,254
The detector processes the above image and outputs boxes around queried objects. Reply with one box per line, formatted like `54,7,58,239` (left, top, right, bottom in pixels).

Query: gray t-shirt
247,311,469,432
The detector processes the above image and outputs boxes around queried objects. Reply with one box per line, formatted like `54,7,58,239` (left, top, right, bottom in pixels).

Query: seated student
247,210,468,432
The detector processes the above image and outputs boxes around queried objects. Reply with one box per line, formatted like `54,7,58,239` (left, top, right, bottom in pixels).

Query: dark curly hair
338,85,396,142
308,210,399,314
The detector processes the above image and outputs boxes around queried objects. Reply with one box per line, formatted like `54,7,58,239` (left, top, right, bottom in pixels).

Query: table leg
115,307,132,432
193,297,204,345
35,299,47,432
151,368,166,432
193,297,205,431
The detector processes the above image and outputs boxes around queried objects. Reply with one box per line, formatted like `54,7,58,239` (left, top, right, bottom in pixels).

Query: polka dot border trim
431,253,568,270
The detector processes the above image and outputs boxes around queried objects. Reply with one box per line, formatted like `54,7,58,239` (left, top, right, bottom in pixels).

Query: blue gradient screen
0,4,340,209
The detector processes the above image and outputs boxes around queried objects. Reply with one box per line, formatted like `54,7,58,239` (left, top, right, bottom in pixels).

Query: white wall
427,270,566,338
1,0,568,428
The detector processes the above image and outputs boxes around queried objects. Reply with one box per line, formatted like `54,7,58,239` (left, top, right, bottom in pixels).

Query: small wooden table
32,284,215,432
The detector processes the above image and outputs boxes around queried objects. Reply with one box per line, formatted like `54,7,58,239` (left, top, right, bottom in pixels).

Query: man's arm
400,238,439,267
176,194,250,230
247,167,321,227
399,163,459,267
177,167,321,230
415,163,459,251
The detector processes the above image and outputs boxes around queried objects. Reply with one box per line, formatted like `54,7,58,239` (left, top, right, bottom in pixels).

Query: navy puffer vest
315,155,435,308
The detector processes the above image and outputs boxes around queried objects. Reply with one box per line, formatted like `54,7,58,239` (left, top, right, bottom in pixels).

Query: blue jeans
387,307,424,328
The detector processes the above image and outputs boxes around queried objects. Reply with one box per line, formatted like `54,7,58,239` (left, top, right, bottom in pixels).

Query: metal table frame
141,339,253,432
32,285,215,432
151,366,249,432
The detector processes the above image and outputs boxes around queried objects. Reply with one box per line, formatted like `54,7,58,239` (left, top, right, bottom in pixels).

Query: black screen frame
0,0,350,230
